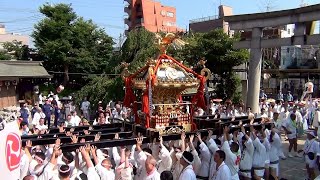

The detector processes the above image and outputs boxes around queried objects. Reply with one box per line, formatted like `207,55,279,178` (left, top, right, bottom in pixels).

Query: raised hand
136,136,143,146
83,130,90,135
208,130,213,137
65,131,72,136
80,138,86,143
94,133,101,142
223,126,230,134
114,133,120,139
196,132,202,142
181,131,186,141
71,135,78,144
159,136,163,145
90,145,97,155
55,138,61,148
26,140,32,148
189,134,194,143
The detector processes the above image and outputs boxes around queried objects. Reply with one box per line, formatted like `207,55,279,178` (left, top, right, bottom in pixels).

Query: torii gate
224,4,320,113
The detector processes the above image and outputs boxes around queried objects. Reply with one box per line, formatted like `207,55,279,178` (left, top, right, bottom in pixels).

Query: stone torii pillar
247,27,263,114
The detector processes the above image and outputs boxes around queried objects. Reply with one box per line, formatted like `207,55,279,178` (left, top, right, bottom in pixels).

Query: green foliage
32,3,114,85
120,28,159,71
0,51,11,60
169,29,249,100
75,76,124,109
2,40,29,60
39,84,77,97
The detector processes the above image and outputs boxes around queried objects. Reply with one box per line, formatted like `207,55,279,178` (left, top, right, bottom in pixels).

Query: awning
0,60,51,78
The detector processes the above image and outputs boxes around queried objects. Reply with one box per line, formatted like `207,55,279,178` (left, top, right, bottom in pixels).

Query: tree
77,28,160,104
2,40,29,60
0,51,11,60
119,28,159,71
171,29,249,101
75,75,124,109
32,3,114,86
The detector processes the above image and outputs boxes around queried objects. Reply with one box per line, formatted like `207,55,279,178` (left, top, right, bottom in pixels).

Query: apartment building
124,0,183,34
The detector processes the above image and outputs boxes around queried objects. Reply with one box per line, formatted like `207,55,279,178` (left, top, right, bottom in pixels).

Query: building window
166,22,175,27
167,12,174,17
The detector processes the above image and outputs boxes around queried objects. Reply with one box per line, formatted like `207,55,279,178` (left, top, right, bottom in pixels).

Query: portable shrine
121,33,209,134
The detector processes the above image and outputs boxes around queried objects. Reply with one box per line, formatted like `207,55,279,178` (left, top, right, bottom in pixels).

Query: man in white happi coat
238,126,254,180
195,132,211,179
178,151,196,180
209,150,231,180
250,125,267,179
220,127,240,180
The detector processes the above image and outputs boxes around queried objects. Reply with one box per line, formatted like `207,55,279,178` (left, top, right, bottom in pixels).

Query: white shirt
209,162,231,180
145,169,161,180
71,115,81,126
157,144,172,173
87,166,101,180
279,111,290,121
283,118,298,139
65,118,78,127
178,165,196,180
36,124,48,131
96,164,115,180
252,137,267,168
197,142,211,177
239,137,254,171
112,109,125,120
32,112,46,126
221,141,239,179
208,138,220,179
268,132,281,163
304,138,319,168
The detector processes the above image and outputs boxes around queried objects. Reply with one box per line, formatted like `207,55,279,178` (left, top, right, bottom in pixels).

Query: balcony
124,6,131,15
124,18,131,26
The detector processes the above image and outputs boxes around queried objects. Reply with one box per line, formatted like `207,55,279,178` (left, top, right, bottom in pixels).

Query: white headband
182,154,193,164
59,166,71,173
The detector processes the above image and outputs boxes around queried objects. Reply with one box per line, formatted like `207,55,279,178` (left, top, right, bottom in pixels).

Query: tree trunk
63,64,69,86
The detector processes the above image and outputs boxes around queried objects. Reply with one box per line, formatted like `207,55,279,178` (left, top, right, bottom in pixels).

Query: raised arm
181,131,186,152
90,145,99,166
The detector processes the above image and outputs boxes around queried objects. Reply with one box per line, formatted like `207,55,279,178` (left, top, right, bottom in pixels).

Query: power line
0,16,42,23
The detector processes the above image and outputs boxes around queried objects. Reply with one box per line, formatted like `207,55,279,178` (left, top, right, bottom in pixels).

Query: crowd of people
4,90,320,180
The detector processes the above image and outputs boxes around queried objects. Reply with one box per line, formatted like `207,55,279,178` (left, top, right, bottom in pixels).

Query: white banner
0,121,21,179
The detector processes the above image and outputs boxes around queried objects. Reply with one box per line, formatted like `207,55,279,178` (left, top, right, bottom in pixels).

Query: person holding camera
302,131,318,180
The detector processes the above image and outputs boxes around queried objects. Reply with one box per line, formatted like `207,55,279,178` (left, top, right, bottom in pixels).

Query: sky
0,0,319,46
